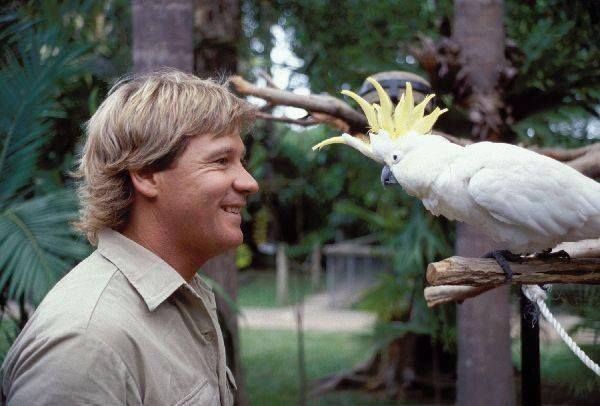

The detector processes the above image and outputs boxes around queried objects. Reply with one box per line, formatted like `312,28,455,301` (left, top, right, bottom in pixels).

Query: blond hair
75,69,255,244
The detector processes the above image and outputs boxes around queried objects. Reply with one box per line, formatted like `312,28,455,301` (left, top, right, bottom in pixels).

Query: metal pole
520,289,541,406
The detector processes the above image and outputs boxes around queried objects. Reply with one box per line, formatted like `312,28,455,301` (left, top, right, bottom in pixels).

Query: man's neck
121,221,202,282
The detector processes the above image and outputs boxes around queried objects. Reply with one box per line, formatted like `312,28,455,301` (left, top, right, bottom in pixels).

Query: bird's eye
391,154,400,163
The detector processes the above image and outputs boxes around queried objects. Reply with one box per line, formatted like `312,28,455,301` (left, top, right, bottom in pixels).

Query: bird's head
312,78,447,184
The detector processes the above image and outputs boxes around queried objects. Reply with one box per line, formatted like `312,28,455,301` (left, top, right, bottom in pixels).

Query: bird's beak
381,165,398,186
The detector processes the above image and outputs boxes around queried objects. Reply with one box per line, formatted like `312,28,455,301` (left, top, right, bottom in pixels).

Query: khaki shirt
1,229,235,405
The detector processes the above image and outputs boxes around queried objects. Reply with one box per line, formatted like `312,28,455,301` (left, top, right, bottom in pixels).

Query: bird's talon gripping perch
535,249,571,260
483,250,522,282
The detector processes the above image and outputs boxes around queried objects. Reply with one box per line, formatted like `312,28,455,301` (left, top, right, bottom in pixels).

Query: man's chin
215,231,244,254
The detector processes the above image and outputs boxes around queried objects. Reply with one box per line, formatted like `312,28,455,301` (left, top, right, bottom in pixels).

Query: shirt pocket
174,378,218,406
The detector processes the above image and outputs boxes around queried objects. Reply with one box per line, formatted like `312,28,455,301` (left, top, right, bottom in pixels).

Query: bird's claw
483,250,522,282
535,249,570,260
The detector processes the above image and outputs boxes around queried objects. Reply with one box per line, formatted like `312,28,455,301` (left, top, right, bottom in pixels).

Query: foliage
0,0,129,357
2,0,130,175
512,341,600,402
235,243,253,269
503,0,600,351
505,0,600,146
242,0,453,92
240,0,456,358
548,284,600,345
349,198,455,347
0,319,18,364
240,1,600,392
245,123,379,250
0,20,90,305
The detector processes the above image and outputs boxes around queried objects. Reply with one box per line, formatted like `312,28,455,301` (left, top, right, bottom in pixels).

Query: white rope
521,285,600,376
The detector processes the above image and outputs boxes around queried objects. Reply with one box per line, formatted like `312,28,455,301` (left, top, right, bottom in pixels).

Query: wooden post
326,255,336,307
310,243,322,289
276,243,289,305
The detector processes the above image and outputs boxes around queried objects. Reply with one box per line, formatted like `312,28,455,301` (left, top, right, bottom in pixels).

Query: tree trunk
132,0,194,74
455,224,515,405
193,0,240,77
193,1,247,404
453,1,516,405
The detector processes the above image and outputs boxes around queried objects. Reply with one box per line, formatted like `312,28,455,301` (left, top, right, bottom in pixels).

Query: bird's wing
466,144,599,238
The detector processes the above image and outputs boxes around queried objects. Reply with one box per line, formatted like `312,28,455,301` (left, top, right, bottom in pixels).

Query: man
1,70,259,405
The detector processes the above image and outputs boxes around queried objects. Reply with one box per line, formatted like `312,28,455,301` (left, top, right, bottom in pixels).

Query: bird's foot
534,248,571,260
482,250,522,282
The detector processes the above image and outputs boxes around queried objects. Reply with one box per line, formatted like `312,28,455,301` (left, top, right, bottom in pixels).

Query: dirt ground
239,292,376,332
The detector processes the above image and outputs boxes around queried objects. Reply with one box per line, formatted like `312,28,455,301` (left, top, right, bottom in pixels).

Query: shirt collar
97,228,188,311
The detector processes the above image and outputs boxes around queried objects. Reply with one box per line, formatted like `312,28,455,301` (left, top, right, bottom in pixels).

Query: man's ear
129,168,159,198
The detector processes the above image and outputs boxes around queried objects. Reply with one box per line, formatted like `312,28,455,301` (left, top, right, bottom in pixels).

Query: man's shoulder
37,251,119,326
2,250,151,378
24,250,145,338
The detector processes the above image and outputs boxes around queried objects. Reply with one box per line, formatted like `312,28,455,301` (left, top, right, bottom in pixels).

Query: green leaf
0,23,87,203
0,190,89,304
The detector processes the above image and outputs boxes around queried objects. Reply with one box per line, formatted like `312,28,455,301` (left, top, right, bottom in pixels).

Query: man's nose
235,166,259,195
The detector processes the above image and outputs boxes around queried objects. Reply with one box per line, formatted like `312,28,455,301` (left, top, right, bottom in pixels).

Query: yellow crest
342,77,447,139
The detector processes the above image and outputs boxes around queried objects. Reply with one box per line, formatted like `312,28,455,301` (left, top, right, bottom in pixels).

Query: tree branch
231,75,600,177
255,111,319,126
229,75,367,133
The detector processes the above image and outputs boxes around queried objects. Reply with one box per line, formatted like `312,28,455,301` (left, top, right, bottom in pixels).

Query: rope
521,285,600,376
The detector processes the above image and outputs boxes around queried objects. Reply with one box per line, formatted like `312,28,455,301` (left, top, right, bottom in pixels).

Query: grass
240,328,400,405
512,339,600,403
238,269,322,308
238,271,411,404
238,270,403,404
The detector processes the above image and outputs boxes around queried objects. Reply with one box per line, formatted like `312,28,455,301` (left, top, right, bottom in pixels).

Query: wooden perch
424,285,493,307
424,239,600,307
426,256,600,286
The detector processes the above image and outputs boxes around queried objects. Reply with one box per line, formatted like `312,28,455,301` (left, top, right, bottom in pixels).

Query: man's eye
215,158,228,165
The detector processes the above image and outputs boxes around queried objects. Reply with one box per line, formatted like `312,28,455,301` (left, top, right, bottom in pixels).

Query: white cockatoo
313,78,600,277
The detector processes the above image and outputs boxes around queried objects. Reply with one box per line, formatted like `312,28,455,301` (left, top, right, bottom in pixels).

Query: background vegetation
0,0,598,402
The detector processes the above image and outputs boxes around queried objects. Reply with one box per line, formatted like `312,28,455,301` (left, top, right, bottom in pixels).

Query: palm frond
0,190,89,304
0,26,87,205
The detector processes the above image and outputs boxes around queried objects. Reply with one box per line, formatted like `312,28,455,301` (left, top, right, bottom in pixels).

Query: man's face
153,132,259,262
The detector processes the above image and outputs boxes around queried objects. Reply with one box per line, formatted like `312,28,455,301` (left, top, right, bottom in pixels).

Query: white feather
386,135,600,253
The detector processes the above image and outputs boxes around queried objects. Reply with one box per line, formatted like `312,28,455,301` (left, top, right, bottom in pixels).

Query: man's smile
222,205,242,215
